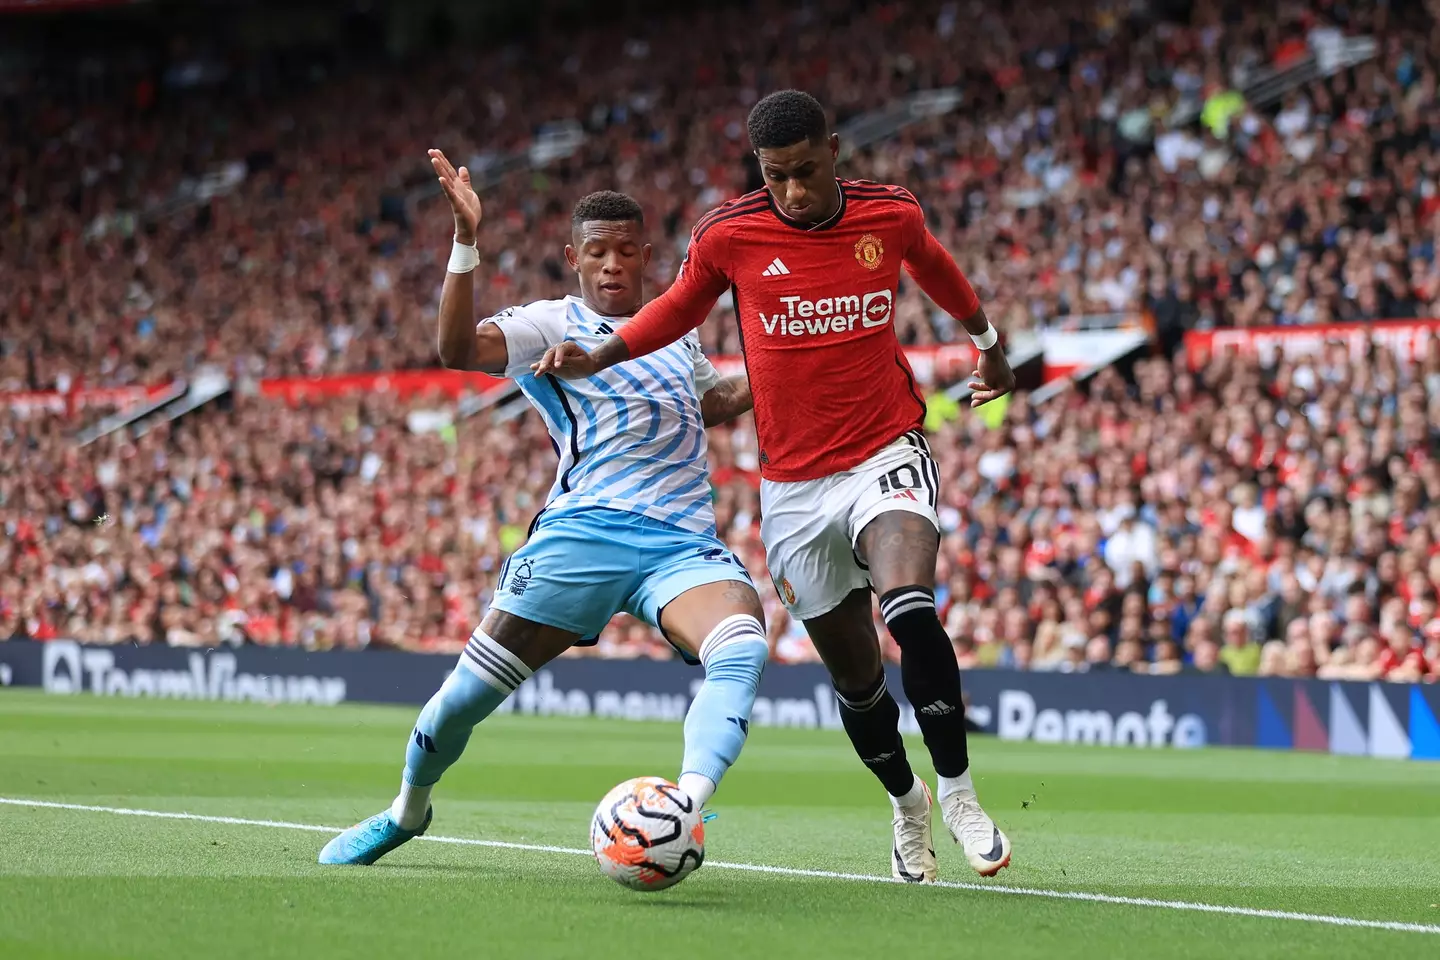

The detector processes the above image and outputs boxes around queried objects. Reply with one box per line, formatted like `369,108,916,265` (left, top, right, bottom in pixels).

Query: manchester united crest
854,234,884,270
778,577,796,606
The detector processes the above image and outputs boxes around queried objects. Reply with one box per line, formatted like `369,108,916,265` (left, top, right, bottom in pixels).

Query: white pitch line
2,797,1437,936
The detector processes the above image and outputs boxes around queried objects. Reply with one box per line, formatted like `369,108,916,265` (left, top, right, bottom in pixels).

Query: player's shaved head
566,191,650,318
571,190,644,227
748,91,841,225
747,90,829,149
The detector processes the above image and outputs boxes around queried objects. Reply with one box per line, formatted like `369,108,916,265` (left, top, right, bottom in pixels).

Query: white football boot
890,776,938,883
939,771,1012,877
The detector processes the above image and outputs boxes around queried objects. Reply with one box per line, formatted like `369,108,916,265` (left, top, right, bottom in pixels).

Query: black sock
880,585,971,778
834,674,915,797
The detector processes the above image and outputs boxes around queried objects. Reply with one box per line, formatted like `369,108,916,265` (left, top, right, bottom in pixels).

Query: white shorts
760,429,940,621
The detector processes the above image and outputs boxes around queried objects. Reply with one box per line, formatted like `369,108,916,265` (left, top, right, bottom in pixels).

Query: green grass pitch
2,689,1438,959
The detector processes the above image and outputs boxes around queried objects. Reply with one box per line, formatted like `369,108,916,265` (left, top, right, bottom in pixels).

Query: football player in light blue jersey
319,151,768,868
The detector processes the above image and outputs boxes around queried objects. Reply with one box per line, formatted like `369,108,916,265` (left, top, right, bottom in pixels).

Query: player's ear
641,243,652,268
564,244,579,273
828,133,840,161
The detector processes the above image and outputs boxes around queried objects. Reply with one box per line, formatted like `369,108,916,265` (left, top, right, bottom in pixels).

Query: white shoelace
943,794,993,848
892,804,932,864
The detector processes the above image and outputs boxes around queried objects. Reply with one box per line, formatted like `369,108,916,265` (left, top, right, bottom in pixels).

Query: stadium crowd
6,341,1440,683
3,0,1440,682
5,0,1437,389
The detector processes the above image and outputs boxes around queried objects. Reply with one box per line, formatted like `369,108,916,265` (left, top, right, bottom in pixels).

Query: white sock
890,774,927,811
678,772,717,807
390,779,432,830
937,768,974,805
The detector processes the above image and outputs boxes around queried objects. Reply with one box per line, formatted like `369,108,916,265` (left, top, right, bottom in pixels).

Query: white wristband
969,323,999,351
447,238,479,274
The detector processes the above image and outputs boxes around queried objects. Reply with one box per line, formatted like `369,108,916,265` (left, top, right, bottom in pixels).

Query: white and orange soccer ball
590,776,705,891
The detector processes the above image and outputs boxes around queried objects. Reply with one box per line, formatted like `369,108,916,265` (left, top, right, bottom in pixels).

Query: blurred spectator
1219,610,1262,676
1187,639,1225,675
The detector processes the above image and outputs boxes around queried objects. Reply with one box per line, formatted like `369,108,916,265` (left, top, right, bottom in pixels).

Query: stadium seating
3,0,1437,681
7,343,1439,682
4,0,1425,389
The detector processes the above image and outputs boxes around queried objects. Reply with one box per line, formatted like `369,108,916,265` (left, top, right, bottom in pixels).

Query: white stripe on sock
880,587,932,610
880,590,934,621
836,679,888,711
881,598,935,622
461,646,523,692
458,630,533,692
698,614,767,665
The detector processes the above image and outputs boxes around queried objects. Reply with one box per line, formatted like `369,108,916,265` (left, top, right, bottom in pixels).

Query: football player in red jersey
537,90,1014,881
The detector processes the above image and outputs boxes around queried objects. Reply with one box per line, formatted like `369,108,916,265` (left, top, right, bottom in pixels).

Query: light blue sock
391,630,532,827
679,615,768,805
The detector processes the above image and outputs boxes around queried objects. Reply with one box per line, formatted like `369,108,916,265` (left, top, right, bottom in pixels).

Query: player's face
755,134,840,224
565,220,651,317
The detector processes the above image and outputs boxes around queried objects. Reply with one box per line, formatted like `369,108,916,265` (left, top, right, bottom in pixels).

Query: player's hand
968,349,1016,408
428,148,482,244
533,341,600,379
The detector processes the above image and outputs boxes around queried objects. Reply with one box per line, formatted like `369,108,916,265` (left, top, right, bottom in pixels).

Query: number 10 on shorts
876,464,922,495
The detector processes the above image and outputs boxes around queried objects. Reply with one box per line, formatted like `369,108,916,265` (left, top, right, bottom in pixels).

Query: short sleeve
687,336,722,395
481,302,566,379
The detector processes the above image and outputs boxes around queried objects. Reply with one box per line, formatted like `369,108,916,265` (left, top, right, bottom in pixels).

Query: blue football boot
318,807,433,865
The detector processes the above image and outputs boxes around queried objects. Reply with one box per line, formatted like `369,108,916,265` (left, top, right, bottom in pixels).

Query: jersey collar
767,179,846,232
567,294,635,320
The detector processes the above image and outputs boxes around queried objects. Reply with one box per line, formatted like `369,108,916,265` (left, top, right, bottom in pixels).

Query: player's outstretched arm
700,375,753,427
534,225,729,378
430,149,508,375
531,291,711,379
904,223,1015,407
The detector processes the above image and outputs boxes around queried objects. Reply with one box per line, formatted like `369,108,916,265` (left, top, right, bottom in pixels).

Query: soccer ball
590,776,705,891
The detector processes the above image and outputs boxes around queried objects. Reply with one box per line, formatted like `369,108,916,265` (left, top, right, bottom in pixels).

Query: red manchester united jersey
619,179,980,482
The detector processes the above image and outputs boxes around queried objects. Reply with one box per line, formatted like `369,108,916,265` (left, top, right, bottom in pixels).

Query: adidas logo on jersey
761,257,791,277
918,701,956,716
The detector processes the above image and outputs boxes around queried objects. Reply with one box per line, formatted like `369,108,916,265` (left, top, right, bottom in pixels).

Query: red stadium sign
1,339,1046,419
257,370,510,404
1,384,172,415
1184,319,1440,370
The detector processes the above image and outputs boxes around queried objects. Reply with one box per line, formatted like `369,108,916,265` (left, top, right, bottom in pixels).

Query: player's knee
858,515,939,590
664,580,765,651
478,611,576,672
832,667,887,707
830,659,886,698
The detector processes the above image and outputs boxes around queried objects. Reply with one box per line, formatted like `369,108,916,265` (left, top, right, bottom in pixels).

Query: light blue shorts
490,508,753,656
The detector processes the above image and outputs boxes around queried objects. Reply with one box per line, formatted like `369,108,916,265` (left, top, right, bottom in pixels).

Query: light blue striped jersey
484,295,723,535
